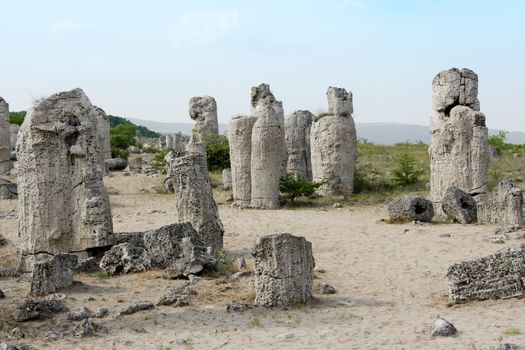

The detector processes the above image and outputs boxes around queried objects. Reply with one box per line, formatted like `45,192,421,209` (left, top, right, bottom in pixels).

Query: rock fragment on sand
387,196,434,223
431,318,457,337
95,308,109,318
67,307,91,321
73,318,105,337
319,283,336,295
31,253,78,295
117,301,155,316
14,298,65,322
99,243,152,276
441,186,477,223
105,158,128,171
157,285,191,306
0,178,17,200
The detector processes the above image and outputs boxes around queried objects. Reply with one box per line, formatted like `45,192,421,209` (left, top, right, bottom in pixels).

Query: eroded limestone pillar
285,110,313,181
0,98,13,174
189,96,219,143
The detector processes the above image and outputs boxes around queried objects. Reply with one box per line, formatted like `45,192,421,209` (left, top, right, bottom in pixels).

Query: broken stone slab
170,152,224,254
99,243,152,276
31,253,78,295
67,307,91,321
17,89,114,272
14,298,65,322
386,196,434,223
105,158,128,171
76,257,99,273
446,245,525,303
285,110,314,181
222,168,232,190
157,284,191,306
114,231,146,248
228,116,257,207
143,223,212,278
478,179,523,229
0,97,13,175
432,68,480,113
117,301,154,316
73,318,105,337
441,186,477,224
431,318,457,337
252,233,315,307
0,178,17,200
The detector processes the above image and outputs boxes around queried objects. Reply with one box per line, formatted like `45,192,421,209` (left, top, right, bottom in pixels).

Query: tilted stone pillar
228,116,257,207
429,68,489,218
93,106,111,174
252,233,314,307
250,86,285,209
16,89,114,271
285,110,314,181
0,97,13,175
189,96,219,144
170,151,224,254
310,87,356,196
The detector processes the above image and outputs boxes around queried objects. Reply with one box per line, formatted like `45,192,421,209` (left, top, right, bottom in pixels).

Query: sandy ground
1,172,525,350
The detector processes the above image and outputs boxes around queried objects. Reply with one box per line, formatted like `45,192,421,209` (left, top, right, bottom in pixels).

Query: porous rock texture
14,298,65,322
93,106,111,174
252,233,314,307
128,155,142,173
31,253,78,295
430,68,489,219
189,96,219,143
0,177,17,199
222,168,232,190
228,116,257,207
386,196,434,223
170,152,224,254
10,124,19,152
441,186,477,224
99,242,152,275
250,86,285,209
16,89,114,272
105,158,128,171
0,97,13,175
310,87,356,196
143,223,211,278
446,245,525,304
477,179,524,229
285,110,313,181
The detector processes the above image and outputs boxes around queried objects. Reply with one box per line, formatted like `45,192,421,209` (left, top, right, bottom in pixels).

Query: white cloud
168,11,240,46
50,20,83,33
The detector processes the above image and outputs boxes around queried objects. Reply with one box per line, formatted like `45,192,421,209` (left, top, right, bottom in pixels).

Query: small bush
9,111,26,126
203,133,230,171
153,149,172,169
280,174,325,204
391,152,423,186
110,123,138,160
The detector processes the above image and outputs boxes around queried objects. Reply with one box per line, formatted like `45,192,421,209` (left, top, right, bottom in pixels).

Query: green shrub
489,131,507,155
280,174,325,204
9,111,26,126
354,162,394,193
391,152,423,186
203,133,230,171
110,123,138,159
153,149,172,169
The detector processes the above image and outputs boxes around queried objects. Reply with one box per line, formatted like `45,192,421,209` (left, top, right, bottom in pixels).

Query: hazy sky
1,0,524,131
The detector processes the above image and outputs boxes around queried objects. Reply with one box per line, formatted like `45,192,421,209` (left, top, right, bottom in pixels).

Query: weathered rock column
477,179,523,229
222,168,232,190
0,98,13,175
174,132,183,153
166,135,174,149
93,107,111,174
170,151,224,254
10,124,19,152
189,96,219,144
310,87,356,196
250,88,285,209
430,68,489,218
228,116,257,207
252,233,314,307
16,89,114,271
285,110,314,181
128,155,143,173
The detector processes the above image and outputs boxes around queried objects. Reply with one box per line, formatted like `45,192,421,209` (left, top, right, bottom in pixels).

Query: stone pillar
174,132,183,153
166,134,174,149
189,96,219,144
251,233,314,307
477,179,523,229
128,155,142,173
285,110,314,181
93,106,111,174
229,116,257,207
250,87,285,209
222,168,232,190
310,87,356,196
10,124,19,152
429,68,489,218
158,136,165,151
0,98,13,175
170,151,224,254
16,88,114,271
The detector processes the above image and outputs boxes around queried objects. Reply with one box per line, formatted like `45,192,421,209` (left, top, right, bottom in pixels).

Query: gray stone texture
10,124,19,152
441,186,477,224
99,242,152,275
222,168,232,190
0,97,13,175
16,89,114,271
128,155,142,173
386,196,434,223
93,106,111,174
430,68,489,219
170,152,224,254
311,87,357,196
30,253,78,295
189,96,219,143
228,116,257,207
447,246,525,303
477,179,524,229
285,110,313,181
0,177,17,199
105,158,128,171
252,233,314,307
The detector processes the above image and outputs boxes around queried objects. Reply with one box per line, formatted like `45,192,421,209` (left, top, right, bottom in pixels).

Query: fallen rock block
99,243,152,276
157,285,191,306
67,307,91,321
1,343,39,350
76,257,99,273
105,158,128,171
431,318,457,337
442,186,477,223
0,178,17,200
73,318,105,337
387,196,434,223
478,179,524,230
447,246,525,303
226,303,252,312
31,253,78,295
117,301,154,316
14,298,65,322
319,283,336,295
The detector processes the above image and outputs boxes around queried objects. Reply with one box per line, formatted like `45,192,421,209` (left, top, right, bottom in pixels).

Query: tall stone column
10,124,19,152
429,68,489,218
285,110,314,181
189,96,219,144
250,86,285,209
94,106,111,174
310,87,356,196
0,97,13,175
166,134,174,149
228,116,257,207
17,89,114,271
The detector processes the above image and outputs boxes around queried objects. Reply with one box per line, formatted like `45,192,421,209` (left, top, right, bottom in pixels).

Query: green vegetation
391,152,424,186
488,131,525,155
9,111,26,126
110,123,137,159
203,133,230,171
153,149,172,169
279,174,325,204
108,115,160,138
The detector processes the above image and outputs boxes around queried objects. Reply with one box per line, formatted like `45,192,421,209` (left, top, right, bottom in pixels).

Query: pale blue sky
1,0,524,131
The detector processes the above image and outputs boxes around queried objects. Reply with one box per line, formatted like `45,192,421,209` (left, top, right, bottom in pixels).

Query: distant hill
108,115,160,138
129,118,525,145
